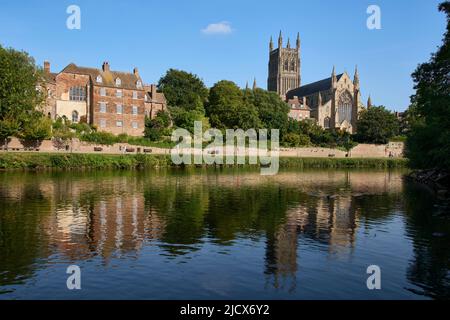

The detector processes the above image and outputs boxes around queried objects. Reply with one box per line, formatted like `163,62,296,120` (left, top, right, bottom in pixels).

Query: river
0,168,448,299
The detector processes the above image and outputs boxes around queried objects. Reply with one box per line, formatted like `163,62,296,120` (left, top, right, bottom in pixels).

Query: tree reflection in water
0,169,448,299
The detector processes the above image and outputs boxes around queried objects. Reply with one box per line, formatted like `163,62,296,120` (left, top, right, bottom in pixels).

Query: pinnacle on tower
245,81,249,90
296,32,301,49
332,66,337,88
287,38,291,49
278,30,283,48
354,65,360,88
269,36,274,52
367,95,372,108
253,78,257,90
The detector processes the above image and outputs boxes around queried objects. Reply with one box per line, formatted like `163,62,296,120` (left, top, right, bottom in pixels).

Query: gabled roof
286,74,343,99
61,63,143,90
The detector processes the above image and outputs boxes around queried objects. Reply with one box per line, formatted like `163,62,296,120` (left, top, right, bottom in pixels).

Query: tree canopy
206,81,260,130
406,2,450,169
0,45,48,140
355,106,400,144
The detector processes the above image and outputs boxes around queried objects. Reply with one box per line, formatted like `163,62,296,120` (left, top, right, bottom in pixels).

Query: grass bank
0,153,409,170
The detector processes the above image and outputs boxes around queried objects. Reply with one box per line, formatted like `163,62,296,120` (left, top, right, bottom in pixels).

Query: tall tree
247,88,290,134
356,106,400,144
0,46,45,139
206,80,260,130
406,2,450,169
158,69,208,112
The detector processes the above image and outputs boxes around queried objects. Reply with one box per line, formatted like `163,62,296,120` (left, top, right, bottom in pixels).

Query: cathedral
267,32,369,134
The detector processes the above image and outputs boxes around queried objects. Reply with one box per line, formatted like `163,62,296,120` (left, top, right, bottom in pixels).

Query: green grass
0,153,409,171
279,157,409,169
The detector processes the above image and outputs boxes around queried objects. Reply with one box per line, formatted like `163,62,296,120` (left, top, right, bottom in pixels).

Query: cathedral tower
267,31,301,98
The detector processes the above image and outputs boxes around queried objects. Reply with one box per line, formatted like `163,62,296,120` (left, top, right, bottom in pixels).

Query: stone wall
0,138,404,159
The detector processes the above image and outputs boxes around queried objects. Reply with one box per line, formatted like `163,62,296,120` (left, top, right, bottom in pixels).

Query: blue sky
0,0,446,111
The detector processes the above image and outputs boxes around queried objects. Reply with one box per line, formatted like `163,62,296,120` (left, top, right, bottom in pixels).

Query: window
116,121,123,127
132,106,138,115
99,102,107,113
96,75,103,83
133,91,138,99
69,86,86,101
100,87,106,96
72,110,79,123
115,78,122,86
116,104,123,114
116,90,123,98
99,119,106,128
324,117,330,129
132,121,138,129
136,80,142,89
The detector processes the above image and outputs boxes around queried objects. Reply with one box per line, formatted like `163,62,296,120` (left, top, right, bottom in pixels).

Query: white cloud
201,21,233,35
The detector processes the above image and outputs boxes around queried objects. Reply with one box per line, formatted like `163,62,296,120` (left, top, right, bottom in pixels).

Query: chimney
102,61,110,72
44,61,50,73
133,67,139,76
151,84,157,98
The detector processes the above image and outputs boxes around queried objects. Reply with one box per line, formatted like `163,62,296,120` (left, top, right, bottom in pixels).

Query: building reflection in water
0,169,448,299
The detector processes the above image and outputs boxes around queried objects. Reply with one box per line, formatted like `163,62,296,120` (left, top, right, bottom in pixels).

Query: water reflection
0,169,448,299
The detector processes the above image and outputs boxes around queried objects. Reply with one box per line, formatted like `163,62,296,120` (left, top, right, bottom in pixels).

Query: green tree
0,46,45,140
145,110,171,141
19,112,52,147
247,88,290,134
355,106,400,144
158,69,208,112
282,132,311,147
206,80,260,130
406,2,450,169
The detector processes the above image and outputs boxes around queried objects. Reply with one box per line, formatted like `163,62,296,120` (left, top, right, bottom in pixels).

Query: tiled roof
286,74,343,99
61,63,143,90
43,72,57,84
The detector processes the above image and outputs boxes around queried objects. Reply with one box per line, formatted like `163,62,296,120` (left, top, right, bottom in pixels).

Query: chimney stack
44,61,50,73
151,84,157,98
102,61,110,72
133,67,139,76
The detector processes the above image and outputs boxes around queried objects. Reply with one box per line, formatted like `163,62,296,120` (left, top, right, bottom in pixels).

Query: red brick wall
92,85,146,136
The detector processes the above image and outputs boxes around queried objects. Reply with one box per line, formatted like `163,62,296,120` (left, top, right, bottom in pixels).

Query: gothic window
324,117,330,129
284,60,289,71
69,86,86,101
337,91,353,124
290,59,296,71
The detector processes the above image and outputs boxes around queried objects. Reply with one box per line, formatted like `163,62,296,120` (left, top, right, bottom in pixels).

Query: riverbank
0,153,409,170
408,169,450,198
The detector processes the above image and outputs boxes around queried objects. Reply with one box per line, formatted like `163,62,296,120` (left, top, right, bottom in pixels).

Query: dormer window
96,75,103,83
136,80,142,89
115,78,122,86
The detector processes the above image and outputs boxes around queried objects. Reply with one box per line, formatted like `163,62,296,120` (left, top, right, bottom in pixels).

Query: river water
0,168,448,300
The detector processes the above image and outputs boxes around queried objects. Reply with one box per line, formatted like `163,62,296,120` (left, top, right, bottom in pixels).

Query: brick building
286,96,310,121
43,61,166,136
